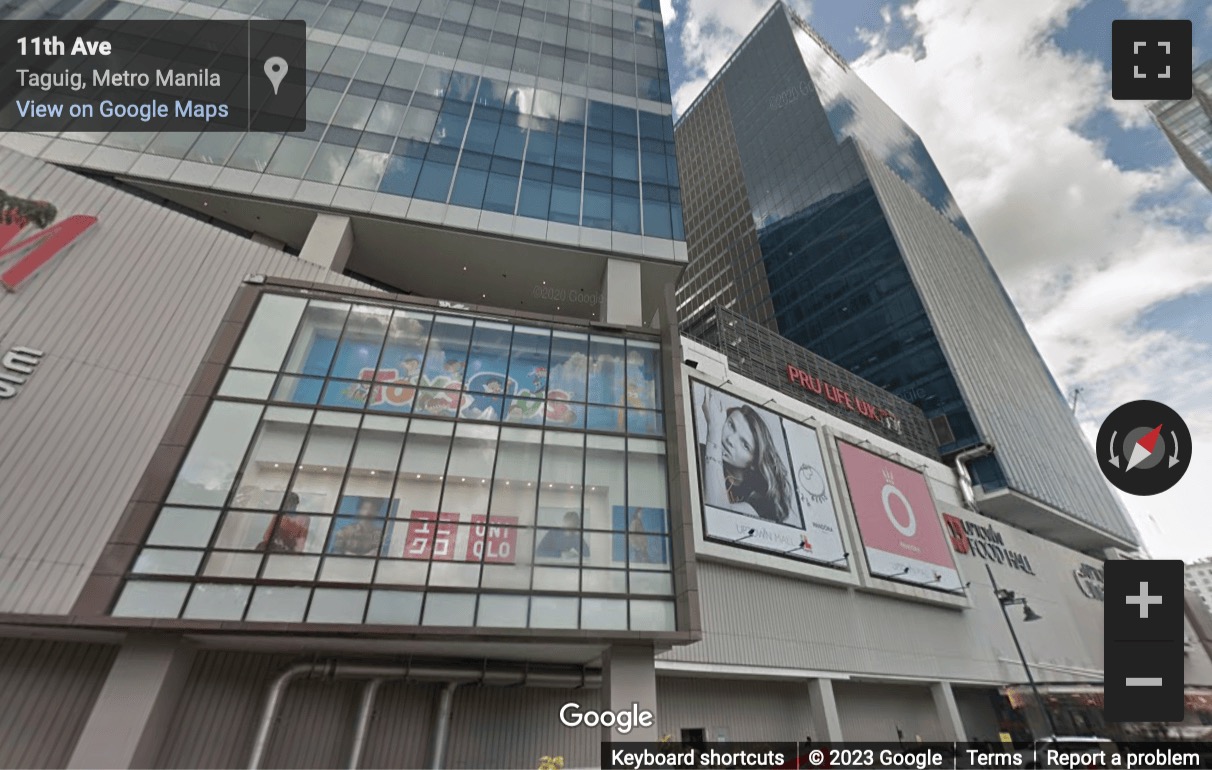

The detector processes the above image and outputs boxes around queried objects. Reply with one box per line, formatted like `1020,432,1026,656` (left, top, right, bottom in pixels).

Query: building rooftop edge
674,1,786,127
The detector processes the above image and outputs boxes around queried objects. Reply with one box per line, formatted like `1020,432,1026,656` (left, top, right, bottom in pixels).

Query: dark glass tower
1150,59,1212,193
674,3,1137,551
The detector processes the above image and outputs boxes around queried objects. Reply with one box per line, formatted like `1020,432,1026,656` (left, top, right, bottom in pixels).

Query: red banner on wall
402,511,459,560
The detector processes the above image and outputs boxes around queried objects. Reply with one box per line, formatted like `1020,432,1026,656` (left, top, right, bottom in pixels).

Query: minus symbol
1126,677,1163,686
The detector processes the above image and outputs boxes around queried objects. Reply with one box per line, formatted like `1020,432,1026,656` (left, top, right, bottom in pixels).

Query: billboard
836,441,960,591
284,315,662,434
690,381,846,565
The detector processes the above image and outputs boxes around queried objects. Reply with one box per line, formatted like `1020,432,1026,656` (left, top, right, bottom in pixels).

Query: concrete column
601,643,659,742
930,681,967,742
299,213,354,273
67,633,196,769
599,258,642,327
806,678,844,742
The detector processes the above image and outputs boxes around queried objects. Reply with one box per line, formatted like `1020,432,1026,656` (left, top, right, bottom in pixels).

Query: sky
660,0,1212,562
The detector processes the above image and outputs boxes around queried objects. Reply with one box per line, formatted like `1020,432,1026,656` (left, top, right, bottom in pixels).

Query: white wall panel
661,560,998,683
0,147,368,615
834,681,942,742
953,687,1002,742
657,677,812,742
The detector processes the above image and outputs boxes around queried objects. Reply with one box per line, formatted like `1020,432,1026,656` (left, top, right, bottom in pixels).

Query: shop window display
111,294,676,631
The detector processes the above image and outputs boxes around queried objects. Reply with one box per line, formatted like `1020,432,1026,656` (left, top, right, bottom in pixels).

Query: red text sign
0,215,98,291
403,511,459,560
942,513,970,554
464,514,518,563
786,364,900,430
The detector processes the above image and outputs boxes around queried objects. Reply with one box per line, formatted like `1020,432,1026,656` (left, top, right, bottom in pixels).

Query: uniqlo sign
402,512,459,561
465,514,518,563
0,214,98,291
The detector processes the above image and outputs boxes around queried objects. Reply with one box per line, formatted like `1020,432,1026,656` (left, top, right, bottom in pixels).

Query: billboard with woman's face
690,381,846,565
836,440,961,591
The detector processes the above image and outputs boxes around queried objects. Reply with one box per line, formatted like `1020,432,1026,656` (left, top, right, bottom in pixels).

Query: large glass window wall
111,293,675,632
37,0,684,241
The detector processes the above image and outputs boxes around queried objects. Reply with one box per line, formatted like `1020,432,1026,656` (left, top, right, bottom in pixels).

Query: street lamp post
986,563,1058,738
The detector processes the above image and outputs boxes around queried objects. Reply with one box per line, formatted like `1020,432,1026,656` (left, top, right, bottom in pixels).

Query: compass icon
1097,400,1191,495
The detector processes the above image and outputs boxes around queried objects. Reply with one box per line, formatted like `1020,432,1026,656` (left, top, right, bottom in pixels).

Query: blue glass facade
675,6,1004,484
9,0,683,242
682,5,1139,545
756,184,985,466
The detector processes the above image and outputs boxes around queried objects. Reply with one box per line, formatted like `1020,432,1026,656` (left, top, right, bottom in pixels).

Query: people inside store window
628,507,652,563
699,388,795,523
256,492,309,552
331,497,385,556
536,511,590,559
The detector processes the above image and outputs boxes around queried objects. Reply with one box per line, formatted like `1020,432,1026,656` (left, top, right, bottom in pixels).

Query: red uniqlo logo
942,513,970,554
0,215,98,291
464,514,518,564
403,512,459,560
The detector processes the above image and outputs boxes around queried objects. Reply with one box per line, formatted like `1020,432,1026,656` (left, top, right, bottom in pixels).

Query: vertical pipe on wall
953,444,994,511
247,662,329,770
426,681,460,770
347,678,383,770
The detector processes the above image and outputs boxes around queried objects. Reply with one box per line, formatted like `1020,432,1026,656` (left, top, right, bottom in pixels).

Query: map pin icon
264,56,288,95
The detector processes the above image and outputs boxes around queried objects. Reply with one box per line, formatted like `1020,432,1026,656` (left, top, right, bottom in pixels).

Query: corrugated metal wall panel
857,146,1135,543
0,147,369,615
155,650,293,769
360,680,437,770
833,681,941,742
0,638,117,769
657,677,810,742
155,650,603,770
443,684,602,770
265,677,362,770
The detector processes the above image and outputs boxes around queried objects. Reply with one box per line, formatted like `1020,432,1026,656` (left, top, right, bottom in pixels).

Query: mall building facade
2,2,1211,769
4,149,1212,769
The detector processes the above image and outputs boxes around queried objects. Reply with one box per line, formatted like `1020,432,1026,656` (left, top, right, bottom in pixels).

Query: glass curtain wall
112,292,675,632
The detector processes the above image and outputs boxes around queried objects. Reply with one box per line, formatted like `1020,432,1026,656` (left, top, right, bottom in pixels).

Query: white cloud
660,0,677,27
851,0,1212,560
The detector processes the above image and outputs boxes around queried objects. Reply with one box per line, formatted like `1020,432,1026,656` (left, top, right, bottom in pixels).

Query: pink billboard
837,441,961,591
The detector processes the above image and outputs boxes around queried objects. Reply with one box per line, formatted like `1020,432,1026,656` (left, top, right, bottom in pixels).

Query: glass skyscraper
674,2,1137,551
1151,59,1212,194
1,0,686,317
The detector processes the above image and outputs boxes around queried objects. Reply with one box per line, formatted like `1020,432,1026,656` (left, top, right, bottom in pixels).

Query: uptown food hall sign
786,364,903,435
1073,563,1104,602
942,513,1036,575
